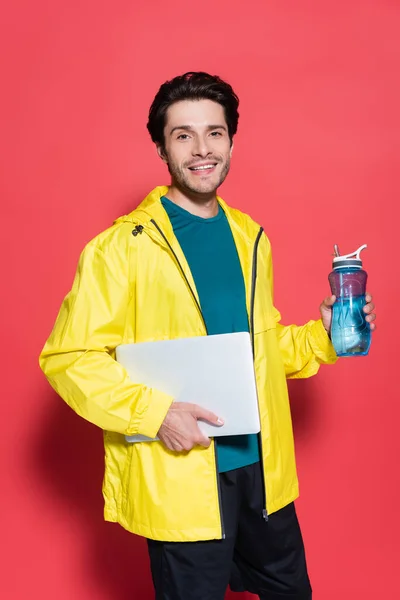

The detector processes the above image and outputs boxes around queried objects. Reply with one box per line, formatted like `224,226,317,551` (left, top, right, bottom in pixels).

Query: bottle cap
332,244,367,269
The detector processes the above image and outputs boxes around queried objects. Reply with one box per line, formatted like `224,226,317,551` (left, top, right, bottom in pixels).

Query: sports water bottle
328,244,371,357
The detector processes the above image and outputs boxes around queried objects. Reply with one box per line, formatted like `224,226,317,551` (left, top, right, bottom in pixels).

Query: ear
230,141,234,157
156,144,168,164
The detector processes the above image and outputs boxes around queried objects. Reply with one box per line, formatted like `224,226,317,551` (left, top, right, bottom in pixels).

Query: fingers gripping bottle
328,244,371,357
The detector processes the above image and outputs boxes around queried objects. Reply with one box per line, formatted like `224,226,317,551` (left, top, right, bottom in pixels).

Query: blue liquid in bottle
331,295,371,356
328,244,371,357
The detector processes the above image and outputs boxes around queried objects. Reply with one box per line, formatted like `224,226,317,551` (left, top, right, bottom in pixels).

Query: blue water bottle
328,244,371,357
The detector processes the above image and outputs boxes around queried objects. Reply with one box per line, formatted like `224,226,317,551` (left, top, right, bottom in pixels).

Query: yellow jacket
40,186,337,542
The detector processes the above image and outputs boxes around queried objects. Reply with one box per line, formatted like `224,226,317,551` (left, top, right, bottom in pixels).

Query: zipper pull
132,225,144,237
262,509,269,522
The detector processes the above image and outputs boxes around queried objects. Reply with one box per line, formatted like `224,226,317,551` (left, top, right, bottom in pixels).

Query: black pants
147,461,312,600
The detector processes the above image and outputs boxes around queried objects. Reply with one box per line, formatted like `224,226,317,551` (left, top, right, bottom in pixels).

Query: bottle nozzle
339,244,367,261
332,243,367,269
354,244,367,261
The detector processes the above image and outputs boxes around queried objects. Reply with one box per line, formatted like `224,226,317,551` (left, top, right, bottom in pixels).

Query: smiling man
40,72,376,600
157,98,231,209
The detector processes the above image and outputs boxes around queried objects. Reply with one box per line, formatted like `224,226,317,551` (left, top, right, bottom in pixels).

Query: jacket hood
114,186,260,244
115,186,169,226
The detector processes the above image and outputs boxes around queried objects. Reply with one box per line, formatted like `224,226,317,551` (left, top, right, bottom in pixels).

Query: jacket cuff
310,319,338,364
128,389,174,438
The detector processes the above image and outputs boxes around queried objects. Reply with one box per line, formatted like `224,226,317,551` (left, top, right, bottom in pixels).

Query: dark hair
147,72,239,148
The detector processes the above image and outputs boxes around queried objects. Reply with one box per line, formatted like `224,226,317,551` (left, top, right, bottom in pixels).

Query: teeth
191,165,215,171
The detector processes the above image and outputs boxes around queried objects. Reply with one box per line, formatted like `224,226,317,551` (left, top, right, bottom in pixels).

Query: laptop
115,331,260,442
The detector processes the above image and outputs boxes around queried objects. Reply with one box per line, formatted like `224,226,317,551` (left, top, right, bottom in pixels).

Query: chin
192,183,219,195
190,175,224,192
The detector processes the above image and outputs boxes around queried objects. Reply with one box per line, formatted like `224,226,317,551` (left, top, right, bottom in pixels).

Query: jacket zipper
249,227,269,522
150,220,208,334
149,219,226,538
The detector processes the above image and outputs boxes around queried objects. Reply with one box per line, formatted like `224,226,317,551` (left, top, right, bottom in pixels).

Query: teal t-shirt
161,196,260,472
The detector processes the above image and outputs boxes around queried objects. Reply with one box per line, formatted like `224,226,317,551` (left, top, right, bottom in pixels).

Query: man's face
158,99,233,197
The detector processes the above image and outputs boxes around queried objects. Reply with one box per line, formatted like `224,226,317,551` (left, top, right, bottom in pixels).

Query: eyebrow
169,124,228,136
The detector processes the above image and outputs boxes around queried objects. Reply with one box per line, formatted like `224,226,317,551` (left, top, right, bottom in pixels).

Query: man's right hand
157,402,224,452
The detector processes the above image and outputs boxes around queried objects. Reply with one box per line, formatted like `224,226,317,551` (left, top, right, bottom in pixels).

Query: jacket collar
120,186,258,243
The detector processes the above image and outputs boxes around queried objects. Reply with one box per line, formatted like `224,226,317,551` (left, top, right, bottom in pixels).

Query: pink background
1,1,399,598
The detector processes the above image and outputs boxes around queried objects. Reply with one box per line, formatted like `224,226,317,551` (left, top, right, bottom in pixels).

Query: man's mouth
188,163,218,174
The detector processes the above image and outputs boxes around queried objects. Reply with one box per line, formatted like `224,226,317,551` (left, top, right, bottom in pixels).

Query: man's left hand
320,293,376,335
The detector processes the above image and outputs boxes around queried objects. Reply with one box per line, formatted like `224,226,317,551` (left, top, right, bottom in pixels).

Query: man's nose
192,135,212,157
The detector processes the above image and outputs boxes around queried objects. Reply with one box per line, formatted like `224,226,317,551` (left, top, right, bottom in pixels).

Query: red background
1,1,399,598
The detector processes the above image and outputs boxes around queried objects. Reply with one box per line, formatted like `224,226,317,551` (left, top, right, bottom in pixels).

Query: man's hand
320,293,377,334
157,402,224,452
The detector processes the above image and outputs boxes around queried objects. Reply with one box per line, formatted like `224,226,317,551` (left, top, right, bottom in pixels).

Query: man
40,72,376,600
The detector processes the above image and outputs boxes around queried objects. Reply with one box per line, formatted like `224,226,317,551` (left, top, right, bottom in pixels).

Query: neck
166,183,219,218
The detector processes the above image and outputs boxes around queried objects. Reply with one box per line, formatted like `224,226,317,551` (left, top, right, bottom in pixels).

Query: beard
166,154,231,198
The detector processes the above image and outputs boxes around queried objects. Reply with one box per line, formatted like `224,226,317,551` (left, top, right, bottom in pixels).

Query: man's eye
210,131,222,137
177,134,190,140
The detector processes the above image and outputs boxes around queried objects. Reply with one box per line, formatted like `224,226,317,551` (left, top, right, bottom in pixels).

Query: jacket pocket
254,311,276,335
